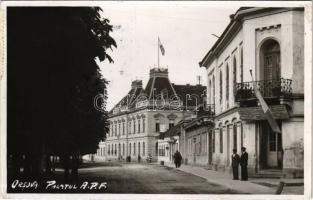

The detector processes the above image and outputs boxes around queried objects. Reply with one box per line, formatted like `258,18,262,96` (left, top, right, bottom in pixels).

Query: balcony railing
235,78,292,102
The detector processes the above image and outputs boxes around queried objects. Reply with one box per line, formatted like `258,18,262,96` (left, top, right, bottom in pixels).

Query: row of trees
8,7,116,180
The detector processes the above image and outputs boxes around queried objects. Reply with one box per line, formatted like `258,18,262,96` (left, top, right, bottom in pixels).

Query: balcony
235,78,292,102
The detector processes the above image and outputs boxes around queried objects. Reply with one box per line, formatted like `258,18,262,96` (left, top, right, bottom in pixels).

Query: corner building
199,7,304,177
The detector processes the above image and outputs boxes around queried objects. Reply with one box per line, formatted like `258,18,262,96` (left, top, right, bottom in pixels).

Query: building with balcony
104,68,206,162
199,7,304,177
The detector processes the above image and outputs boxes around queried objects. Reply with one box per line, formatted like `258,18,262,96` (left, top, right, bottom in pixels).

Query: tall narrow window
212,76,215,105
233,56,237,93
138,119,141,133
226,64,229,102
122,122,125,135
209,79,212,104
133,120,136,134
115,144,117,155
233,123,237,150
128,121,131,134
138,142,141,156
220,127,223,153
129,143,131,156
143,142,145,156
155,119,160,132
169,119,174,129
122,143,125,156
219,71,223,105
142,118,146,132
133,142,136,155
240,48,243,83
118,123,121,136
114,124,117,136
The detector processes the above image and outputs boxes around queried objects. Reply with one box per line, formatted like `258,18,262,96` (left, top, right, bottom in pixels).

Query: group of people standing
231,147,249,181
172,147,248,181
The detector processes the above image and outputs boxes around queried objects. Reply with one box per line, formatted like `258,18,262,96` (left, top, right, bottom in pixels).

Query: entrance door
260,121,282,169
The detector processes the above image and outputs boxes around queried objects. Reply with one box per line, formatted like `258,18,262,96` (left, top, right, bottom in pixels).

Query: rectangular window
129,143,131,156
133,121,136,134
143,119,146,132
128,121,131,134
138,119,141,133
114,124,117,136
143,142,145,156
169,122,174,129
118,123,121,136
133,143,136,155
122,122,125,135
220,128,223,153
122,144,125,156
156,122,160,132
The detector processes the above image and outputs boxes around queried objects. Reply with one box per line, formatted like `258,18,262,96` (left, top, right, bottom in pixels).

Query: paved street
75,162,240,194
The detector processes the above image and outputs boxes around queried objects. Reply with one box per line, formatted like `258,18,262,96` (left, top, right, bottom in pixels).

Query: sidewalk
164,163,303,194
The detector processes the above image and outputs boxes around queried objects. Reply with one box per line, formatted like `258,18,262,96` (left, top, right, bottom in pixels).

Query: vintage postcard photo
0,1,312,199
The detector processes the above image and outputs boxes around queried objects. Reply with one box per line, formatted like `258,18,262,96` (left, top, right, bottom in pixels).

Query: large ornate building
104,68,206,162
199,7,304,177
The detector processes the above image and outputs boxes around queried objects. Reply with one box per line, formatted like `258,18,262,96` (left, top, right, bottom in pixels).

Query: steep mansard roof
109,68,207,115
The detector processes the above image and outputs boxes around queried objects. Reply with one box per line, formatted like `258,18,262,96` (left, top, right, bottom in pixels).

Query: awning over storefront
238,105,289,121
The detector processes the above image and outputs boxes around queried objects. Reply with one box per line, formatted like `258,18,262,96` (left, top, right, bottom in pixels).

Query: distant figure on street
240,147,248,181
173,150,182,168
138,155,141,163
147,154,152,163
231,149,240,180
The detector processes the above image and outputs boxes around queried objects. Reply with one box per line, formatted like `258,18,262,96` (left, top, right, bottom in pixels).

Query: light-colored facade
105,68,205,162
199,7,304,177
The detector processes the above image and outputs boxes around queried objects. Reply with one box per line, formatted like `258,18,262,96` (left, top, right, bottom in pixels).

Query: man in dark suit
240,147,248,181
231,149,240,180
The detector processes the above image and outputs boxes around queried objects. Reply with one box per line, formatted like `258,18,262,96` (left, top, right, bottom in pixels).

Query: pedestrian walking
173,150,182,168
231,149,240,180
240,147,248,181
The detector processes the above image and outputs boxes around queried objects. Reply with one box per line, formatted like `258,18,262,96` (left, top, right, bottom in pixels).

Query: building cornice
199,7,302,69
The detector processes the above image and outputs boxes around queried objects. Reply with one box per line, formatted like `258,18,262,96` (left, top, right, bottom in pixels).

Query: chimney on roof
150,67,168,78
131,80,143,89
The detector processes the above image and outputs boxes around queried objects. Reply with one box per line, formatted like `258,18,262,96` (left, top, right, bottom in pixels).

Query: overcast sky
98,2,239,110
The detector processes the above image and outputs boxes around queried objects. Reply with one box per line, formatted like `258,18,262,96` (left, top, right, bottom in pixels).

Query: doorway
260,121,282,169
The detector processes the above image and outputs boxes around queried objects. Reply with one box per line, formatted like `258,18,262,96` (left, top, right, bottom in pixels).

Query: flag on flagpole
158,37,165,56
250,70,281,133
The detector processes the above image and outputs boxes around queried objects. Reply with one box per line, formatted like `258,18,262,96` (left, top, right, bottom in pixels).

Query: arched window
219,71,223,105
260,39,281,80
